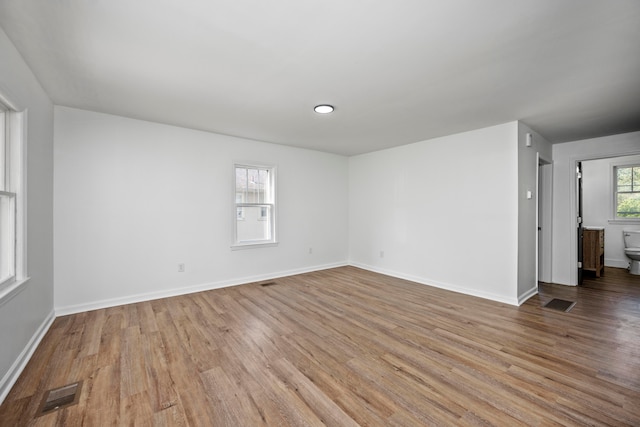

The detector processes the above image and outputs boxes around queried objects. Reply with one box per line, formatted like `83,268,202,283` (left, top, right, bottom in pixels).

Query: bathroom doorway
557,136,640,287
580,153,640,280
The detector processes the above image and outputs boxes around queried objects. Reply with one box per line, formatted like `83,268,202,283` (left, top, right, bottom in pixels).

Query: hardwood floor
1,266,639,426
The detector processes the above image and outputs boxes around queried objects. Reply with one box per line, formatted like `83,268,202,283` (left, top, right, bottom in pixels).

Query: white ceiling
1,0,639,156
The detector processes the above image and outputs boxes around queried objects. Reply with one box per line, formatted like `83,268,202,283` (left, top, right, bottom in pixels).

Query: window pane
258,169,268,203
248,168,257,202
617,192,640,218
633,167,640,192
617,167,632,188
0,193,15,284
235,167,247,200
245,168,264,203
236,205,271,243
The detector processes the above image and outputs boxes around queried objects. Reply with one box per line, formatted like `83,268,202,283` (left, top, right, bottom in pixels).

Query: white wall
349,122,521,304
54,107,349,314
552,131,640,285
517,123,552,302
582,155,640,268
0,27,54,402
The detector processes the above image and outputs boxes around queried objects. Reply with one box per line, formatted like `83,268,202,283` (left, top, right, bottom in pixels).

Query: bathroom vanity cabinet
583,228,605,277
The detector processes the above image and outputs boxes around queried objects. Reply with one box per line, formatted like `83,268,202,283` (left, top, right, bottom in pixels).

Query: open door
577,162,584,285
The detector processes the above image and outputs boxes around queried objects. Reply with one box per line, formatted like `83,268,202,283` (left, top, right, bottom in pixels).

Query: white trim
535,152,540,287
0,309,55,405
0,277,30,308
55,262,348,316
350,261,520,306
0,192,16,289
518,286,538,305
231,241,279,250
538,162,553,283
0,108,26,290
14,111,27,281
611,161,640,221
606,258,630,269
609,219,640,225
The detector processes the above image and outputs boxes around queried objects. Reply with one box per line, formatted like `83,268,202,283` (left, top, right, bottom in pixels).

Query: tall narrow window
0,104,17,290
233,164,276,248
615,165,640,219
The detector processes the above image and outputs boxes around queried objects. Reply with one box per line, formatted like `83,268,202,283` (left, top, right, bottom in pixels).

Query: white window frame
0,97,27,297
610,160,640,225
232,163,277,249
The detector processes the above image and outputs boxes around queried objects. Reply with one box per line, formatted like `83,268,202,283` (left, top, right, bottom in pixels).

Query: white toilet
623,230,640,275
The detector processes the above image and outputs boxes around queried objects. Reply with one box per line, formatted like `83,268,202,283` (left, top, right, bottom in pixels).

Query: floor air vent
544,298,576,312
37,381,82,417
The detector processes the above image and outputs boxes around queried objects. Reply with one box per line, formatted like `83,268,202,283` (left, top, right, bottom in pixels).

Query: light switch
527,190,532,199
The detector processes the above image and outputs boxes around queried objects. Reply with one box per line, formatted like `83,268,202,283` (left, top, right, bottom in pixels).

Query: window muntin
615,165,640,219
233,164,276,247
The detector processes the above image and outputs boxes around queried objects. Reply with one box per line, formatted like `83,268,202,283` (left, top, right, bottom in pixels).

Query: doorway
580,154,640,279
538,159,553,283
554,136,640,287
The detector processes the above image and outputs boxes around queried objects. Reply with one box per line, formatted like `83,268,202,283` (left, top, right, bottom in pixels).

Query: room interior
1,1,640,424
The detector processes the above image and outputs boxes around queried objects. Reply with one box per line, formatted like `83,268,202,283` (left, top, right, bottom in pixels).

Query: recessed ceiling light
314,104,334,114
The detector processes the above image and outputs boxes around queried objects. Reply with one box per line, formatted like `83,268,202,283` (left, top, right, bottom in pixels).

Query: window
233,164,276,247
0,103,23,291
615,165,640,219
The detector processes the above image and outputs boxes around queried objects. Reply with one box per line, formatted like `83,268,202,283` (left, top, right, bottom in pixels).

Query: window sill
0,276,31,308
608,219,640,225
231,241,279,251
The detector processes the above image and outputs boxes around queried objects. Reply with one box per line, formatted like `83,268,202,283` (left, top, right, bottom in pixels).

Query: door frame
577,161,583,285
538,158,553,283
567,149,640,285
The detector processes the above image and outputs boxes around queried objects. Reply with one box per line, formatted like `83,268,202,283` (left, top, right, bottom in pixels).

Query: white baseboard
0,309,55,405
55,262,348,316
605,258,630,269
518,286,538,305
350,262,520,306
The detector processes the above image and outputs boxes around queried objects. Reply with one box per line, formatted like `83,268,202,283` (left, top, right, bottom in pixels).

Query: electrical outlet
178,263,185,272
308,247,313,254
380,250,384,258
